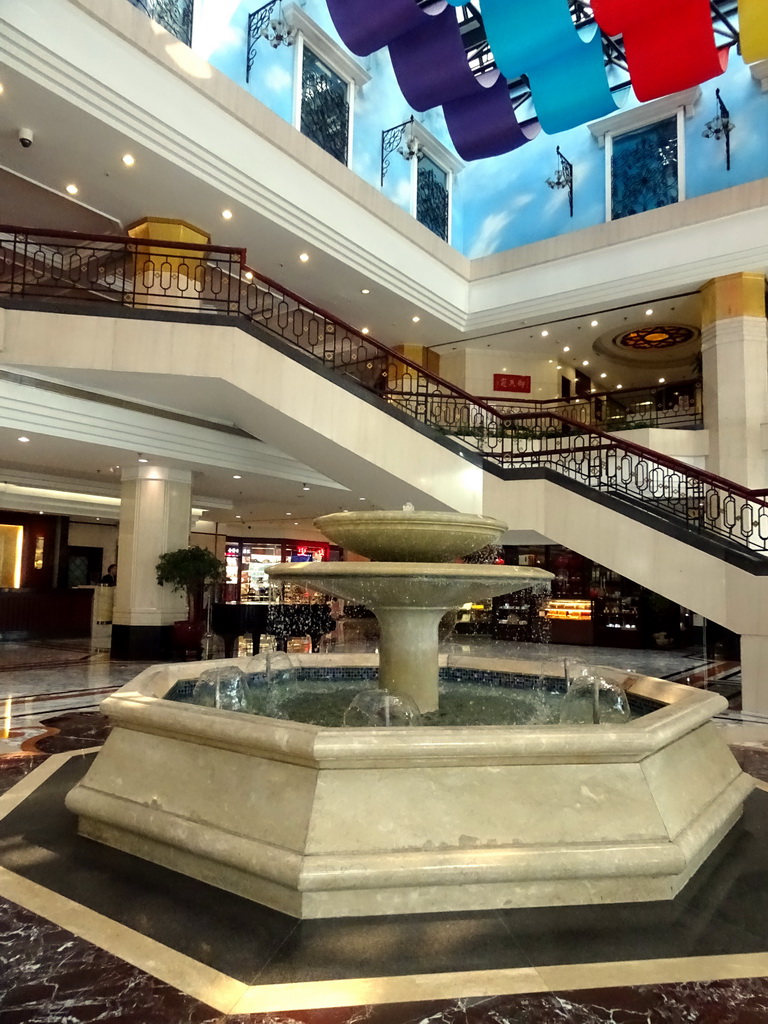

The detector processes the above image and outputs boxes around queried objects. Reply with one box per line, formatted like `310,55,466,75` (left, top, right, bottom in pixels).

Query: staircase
3,224,768,713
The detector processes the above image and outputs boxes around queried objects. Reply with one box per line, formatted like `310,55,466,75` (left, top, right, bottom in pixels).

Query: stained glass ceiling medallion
325,0,766,160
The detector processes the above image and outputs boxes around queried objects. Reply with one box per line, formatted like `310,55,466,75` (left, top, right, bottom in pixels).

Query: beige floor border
2,752,768,1016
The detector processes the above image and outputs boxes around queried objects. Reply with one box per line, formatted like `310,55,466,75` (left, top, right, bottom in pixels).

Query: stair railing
1,224,764,553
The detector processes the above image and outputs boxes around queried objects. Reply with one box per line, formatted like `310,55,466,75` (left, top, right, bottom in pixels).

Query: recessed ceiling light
616,384,623,389
645,308,653,316
359,497,366,501
361,327,370,335
122,153,135,167
222,209,233,220
294,522,299,526
541,330,549,337
302,484,310,491
233,475,241,479
659,377,666,383
563,346,570,352
361,288,370,294
548,359,553,364
18,436,30,443
66,184,79,195
299,252,310,262
591,320,599,327
235,515,241,519
556,365,562,370
411,316,420,323
285,511,292,516
600,372,607,378
582,360,589,366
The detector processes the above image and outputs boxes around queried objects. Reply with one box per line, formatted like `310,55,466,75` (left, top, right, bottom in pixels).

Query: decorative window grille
416,156,449,241
610,116,679,221
301,48,349,165
125,0,193,45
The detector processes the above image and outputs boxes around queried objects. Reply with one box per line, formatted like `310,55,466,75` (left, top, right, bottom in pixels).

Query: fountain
65,509,753,919
266,509,552,713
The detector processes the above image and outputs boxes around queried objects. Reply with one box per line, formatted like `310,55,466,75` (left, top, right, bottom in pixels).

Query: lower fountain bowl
65,653,753,919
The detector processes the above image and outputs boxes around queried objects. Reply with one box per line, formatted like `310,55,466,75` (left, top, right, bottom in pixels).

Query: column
111,465,193,660
740,635,768,717
127,217,210,310
701,272,768,488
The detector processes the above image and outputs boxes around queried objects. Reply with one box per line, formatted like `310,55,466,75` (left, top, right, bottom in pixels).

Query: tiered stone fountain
66,509,753,919
268,509,552,713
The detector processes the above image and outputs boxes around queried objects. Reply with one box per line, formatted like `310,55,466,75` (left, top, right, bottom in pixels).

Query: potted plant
155,546,226,651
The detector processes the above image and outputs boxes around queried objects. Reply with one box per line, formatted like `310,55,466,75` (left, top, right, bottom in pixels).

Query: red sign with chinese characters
493,373,531,393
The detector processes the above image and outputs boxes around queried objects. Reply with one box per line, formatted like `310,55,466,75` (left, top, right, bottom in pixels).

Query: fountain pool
65,511,753,918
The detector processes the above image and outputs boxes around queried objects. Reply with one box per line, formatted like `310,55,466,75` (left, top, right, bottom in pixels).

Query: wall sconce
702,88,734,170
246,0,296,81
545,146,573,217
380,116,420,186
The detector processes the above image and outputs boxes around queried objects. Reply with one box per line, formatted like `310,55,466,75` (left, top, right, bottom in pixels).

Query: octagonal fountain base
65,655,753,919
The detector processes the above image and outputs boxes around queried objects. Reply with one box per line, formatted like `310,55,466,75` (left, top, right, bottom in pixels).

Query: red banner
494,373,531,394
591,0,728,102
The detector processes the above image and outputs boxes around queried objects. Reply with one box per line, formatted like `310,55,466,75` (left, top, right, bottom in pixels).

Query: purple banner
444,75,540,160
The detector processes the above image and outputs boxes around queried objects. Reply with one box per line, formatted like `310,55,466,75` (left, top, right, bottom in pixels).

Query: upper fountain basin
315,510,509,562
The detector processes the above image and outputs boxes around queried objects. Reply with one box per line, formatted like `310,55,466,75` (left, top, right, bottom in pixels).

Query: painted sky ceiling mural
325,0,768,160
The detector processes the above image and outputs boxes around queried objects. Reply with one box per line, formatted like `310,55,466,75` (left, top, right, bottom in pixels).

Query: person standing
101,563,117,587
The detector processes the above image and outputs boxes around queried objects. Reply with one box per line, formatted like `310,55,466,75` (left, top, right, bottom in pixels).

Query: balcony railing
125,0,193,46
474,379,703,432
2,223,766,558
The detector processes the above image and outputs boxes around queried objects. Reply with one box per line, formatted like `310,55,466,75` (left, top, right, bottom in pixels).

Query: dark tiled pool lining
165,668,662,718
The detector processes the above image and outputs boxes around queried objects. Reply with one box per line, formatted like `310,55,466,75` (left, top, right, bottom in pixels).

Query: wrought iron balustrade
1,223,765,557
474,379,703,432
0,227,243,313
125,0,193,45
416,170,449,241
491,411,768,554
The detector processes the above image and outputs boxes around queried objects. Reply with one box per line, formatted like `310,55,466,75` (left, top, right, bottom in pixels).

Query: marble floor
2,633,768,1022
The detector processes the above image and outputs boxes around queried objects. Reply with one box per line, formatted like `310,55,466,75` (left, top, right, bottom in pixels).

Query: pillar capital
701,272,766,328
126,217,210,246
120,464,193,485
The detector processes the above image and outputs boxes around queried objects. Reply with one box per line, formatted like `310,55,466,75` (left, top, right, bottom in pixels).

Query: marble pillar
111,465,193,660
701,272,768,489
739,635,768,717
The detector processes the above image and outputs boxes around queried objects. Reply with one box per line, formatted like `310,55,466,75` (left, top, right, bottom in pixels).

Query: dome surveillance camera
18,128,33,148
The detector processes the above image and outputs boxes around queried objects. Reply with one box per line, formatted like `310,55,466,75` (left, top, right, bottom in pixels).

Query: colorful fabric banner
739,0,768,64
591,0,728,101
443,75,540,160
480,0,620,133
325,0,540,159
324,0,738,161
388,6,483,111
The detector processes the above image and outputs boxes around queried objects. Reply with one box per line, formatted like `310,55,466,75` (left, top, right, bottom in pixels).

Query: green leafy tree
155,546,226,623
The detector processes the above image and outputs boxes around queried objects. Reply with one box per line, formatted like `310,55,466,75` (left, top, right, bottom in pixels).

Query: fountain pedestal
266,562,551,713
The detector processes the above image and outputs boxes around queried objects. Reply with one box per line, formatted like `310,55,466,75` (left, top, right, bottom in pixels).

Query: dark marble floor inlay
0,894,222,1024
2,755,768,989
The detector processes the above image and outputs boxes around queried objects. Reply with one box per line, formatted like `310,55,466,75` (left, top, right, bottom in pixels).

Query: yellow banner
740,0,768,63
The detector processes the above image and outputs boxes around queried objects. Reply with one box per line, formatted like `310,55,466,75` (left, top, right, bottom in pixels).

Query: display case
455,599,493,634
541,598,594,645
492,591,549,643
593,596,643,647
